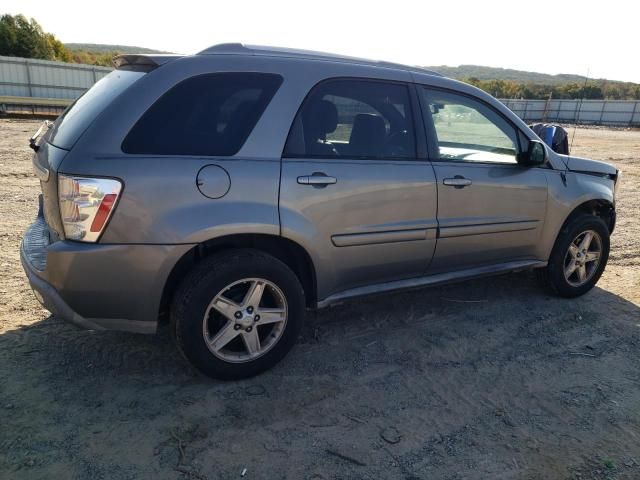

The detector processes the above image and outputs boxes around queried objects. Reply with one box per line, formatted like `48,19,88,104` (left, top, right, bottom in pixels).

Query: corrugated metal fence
1,55,639,125
0,55,110,115
0,55,110,98
500,98,640,127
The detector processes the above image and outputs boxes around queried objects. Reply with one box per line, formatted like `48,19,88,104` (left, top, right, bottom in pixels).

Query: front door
419,87,548,273
279,79,438,301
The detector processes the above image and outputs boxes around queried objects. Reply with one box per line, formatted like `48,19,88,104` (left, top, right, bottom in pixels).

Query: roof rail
197,43,442,77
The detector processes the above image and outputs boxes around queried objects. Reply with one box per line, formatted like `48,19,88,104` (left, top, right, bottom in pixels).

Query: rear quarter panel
70,154,282,244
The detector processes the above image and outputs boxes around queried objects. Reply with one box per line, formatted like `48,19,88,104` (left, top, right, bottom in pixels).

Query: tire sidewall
173,251,305,380
548,215,610,297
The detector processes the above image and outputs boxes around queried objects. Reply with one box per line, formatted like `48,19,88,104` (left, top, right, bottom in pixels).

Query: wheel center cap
238,314,254,327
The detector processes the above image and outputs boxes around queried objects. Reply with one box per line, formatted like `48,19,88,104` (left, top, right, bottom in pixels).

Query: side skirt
316,259,547,308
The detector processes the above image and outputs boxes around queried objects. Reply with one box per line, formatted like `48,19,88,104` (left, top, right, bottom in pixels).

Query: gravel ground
0,119,639,480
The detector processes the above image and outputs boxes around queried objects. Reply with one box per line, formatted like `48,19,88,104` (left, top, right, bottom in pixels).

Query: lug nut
247,306,254,314
234,324,242,330
246,326,253,332
234,311,242,319
254,315,260,322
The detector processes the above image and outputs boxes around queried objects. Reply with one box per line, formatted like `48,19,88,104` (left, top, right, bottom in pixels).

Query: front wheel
538,214,610,297
171,250,305,380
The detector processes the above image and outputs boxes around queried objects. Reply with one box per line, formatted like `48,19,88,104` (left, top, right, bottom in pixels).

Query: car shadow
1,270,639,478
1,270,638,382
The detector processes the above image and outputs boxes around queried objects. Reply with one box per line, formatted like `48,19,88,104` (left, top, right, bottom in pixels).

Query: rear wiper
29,120,53,152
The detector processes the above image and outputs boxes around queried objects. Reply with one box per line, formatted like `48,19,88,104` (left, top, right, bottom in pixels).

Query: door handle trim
297,174,337,186
443,177,472,187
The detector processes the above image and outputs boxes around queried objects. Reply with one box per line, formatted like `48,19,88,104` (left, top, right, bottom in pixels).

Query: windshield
48,70,145,150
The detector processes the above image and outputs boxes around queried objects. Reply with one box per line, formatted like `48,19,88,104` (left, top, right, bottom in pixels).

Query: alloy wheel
563,230,603,287
202,278,288,363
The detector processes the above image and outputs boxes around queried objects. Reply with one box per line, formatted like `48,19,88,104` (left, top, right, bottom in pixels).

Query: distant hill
60,48,626,86
425,65,596,85
61,43,174,67
60,43,638,98
64,43,172,54
422,64,639,99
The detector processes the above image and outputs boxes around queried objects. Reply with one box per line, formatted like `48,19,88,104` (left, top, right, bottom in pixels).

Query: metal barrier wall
500,98,640,127
0,55,111,99
0,55,111,115
1,55,639,125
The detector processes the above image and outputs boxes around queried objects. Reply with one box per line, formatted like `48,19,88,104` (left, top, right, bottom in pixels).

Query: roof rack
197,43,442,77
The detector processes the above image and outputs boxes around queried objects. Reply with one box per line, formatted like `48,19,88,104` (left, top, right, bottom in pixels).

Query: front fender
537,169,615,260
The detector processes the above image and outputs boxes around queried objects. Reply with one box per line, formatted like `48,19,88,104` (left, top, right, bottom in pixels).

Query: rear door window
122,73,283,156
284,79,416,159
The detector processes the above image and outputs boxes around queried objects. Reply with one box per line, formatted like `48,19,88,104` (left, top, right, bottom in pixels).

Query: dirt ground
0,119,639,480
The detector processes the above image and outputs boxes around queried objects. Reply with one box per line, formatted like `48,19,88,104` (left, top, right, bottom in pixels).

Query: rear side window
122,73,283,156
49,70,145,150
284,79,416,159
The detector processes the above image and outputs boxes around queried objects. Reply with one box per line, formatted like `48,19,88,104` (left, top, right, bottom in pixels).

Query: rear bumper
21,250,148,331
20,215,194,334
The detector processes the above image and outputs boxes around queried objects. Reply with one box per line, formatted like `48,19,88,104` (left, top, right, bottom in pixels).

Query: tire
171,249,305,380
537,213,610,298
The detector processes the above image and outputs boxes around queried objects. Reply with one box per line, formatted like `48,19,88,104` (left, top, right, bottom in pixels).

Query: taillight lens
58,175,122,242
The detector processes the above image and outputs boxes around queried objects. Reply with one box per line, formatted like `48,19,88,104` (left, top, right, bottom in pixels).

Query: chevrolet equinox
22,44,620,379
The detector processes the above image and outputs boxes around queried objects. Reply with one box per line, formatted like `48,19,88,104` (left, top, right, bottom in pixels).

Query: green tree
0,14,71,61
0,15,18,55
45,33,72,62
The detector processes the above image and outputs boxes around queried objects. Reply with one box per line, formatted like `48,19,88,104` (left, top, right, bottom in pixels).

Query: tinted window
49,70,145,150
284,79,416,159
122,73,282,156
422,88,519,164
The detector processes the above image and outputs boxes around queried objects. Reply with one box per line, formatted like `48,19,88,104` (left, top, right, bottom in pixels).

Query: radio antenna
570,68,590,152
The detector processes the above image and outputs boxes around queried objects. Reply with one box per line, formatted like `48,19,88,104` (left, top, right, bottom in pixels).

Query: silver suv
22,44,619,379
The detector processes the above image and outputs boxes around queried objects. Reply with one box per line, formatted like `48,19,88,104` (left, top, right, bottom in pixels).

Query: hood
560,154,618,176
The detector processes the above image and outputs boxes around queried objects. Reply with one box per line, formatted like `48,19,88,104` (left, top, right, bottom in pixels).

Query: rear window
48,70,145,150
122,73,283,156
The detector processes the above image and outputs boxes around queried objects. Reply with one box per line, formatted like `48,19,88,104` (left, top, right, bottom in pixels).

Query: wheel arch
562,198,616,235
538,197,613,297
158,234,317,322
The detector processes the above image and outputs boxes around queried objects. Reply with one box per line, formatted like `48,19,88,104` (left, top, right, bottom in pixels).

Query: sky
4,0,640,83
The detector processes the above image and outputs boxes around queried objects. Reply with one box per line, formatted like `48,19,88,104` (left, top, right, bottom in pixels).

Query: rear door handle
297,173,337,186
443,176,472,188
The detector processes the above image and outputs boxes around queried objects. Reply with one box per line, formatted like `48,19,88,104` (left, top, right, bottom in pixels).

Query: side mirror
430,103,444,114
520,140,547,166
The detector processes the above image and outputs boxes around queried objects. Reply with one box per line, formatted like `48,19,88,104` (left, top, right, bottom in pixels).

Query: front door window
422,88,520,164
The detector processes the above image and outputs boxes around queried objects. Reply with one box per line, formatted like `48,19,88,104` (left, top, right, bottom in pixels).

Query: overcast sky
5,0,639,83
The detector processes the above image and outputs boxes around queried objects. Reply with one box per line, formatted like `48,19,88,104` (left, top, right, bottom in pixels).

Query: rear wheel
538,214,610,297
171,250,305,380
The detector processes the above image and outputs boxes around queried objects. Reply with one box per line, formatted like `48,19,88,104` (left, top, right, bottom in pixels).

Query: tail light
58,174,122,242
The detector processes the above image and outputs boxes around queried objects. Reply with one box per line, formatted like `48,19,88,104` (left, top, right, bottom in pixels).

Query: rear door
419,87,548,272
279,79,438,300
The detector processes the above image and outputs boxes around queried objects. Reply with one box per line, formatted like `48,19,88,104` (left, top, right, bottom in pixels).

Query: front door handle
443,176,472,188
297,173,337,186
